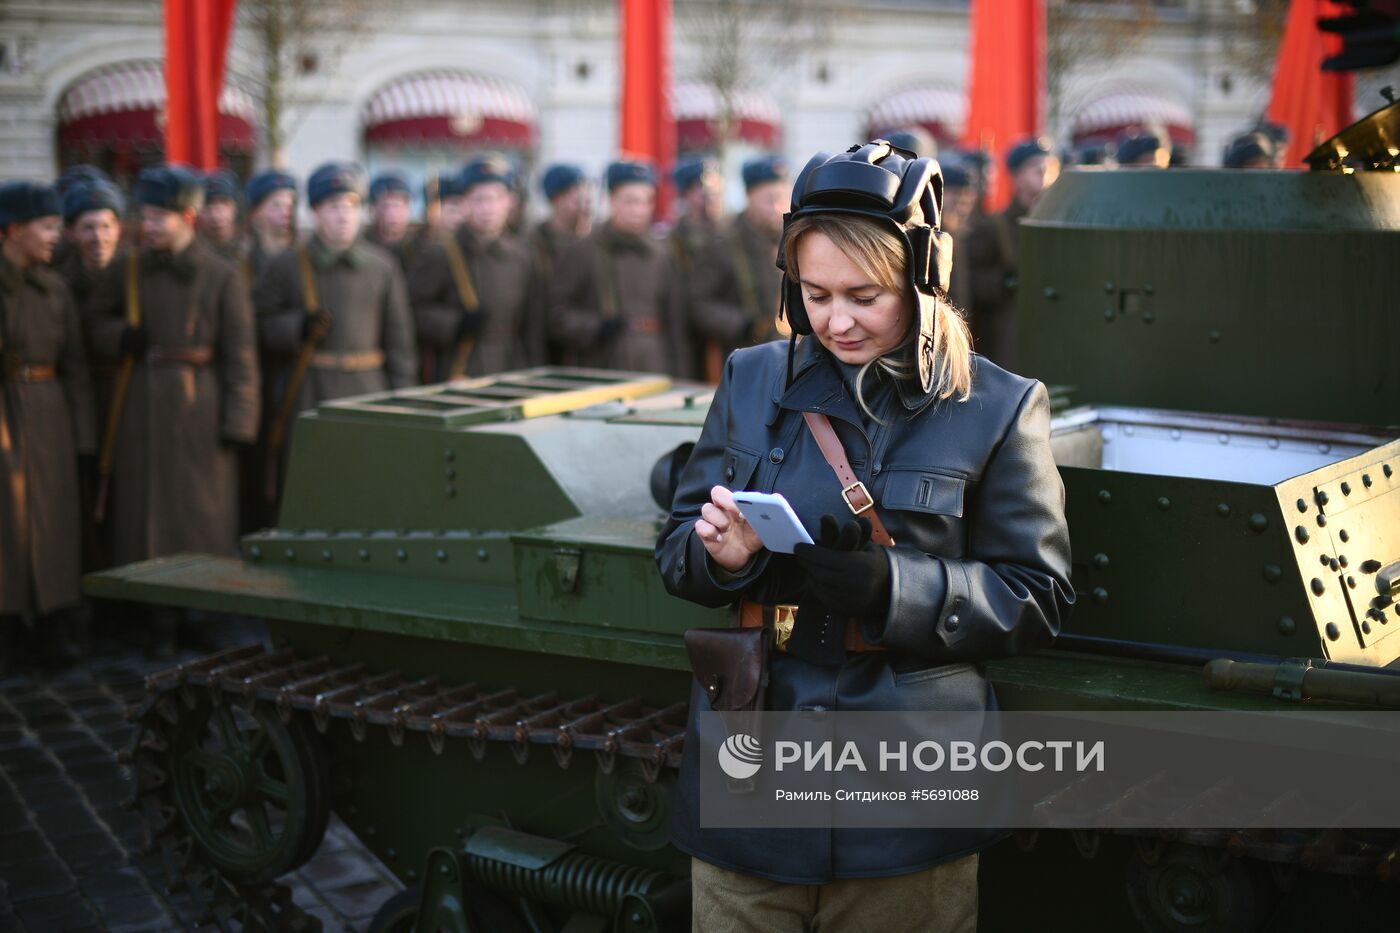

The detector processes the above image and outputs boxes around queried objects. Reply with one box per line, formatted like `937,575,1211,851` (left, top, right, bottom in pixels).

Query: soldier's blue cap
940,158,972,189
62,180,125,224
460,154,514,192
369,171,412,203
246,170,297,209
0,181,62,227
307,162,365,207
884,128,937,159
1073,140,1115,166
1223,132,1274,169
541,163,586,200
1255,121,1289,146
135,164,205,213
203,169,242,204
741,155,788,190
55,165,109,198
438,171,469,199
670,157,717,193
606,159,657,192
1116,133,1168,165
1006,137,1054,172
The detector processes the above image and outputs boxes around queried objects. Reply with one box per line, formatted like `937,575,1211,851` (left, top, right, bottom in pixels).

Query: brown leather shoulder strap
296,246,319,314
800,411,895,547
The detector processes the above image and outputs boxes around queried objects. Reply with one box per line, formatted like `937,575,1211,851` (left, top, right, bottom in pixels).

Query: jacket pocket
721,444,762,491
891,661,986,710
880,468,966,517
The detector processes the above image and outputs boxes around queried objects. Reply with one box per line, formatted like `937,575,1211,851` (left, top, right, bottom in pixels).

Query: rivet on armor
1093,553,1109,570
1360,559,1381,573
445,466,456,479
1325,622,1340,641
1218,433,1230,445
443,449,455,462
1316,514,1327,527
1348,576,1357,589
284,548,297,561
1339,530,1349,542
1329,559,1340,572
1319,554,1331,566
1103,309,1115,322
445,485,457,498
396,549,408,562
1104,281,1115,293
1143,283,1154,295
1097,490,1111,504
1295,526,1310,544
1362,621,1372,635
1315,490,1329,506
407,869,418,881
1208,330,1221,343
477,548,489,562
248,545,262,559
1296,498,1308,513
1362,474,1373,487
1249,513,1268,533
1157,497,1171,511
1277,616,1296,636
436,549,448,563
1339,555,1348,569
1092,588,1109,605
1267,438,1279,449
358,549,370,562
1341,482,1352,496
1262,564,1282,583
1385,464,1394,478
1216,503,1231,518
321,549,333,562
1043,286,1058,300
1142,311,1155,324
1311,578,1326,596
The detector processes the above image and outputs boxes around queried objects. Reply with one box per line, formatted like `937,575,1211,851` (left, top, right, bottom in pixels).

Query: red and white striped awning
363,71,536,149
1071,92,1196,145
865,84,965,143
57,60,256,150
671,81,781,151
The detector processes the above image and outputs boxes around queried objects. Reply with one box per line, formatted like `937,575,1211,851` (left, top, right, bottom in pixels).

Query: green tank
89,104,1400,932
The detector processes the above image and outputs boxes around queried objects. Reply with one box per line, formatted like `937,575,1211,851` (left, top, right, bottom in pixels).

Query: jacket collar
0,255,44,295
310,234,365,270
140,238,201,280
767,336,938,426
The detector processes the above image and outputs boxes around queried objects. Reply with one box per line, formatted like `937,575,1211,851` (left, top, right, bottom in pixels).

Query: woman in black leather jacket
655,142,1074,932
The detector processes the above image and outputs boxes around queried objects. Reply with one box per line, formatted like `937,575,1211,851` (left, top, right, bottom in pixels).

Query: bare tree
676,0,837,164
234,0,382,167
1045,0,1158,139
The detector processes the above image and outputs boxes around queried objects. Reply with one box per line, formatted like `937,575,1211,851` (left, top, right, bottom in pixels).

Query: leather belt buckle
841,481,874,516
772,604,798,652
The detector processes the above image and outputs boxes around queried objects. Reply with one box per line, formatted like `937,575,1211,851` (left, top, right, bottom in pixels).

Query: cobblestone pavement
0,620,402,932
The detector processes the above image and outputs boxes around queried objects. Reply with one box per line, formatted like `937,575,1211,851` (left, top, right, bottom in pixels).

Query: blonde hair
782,213,972,418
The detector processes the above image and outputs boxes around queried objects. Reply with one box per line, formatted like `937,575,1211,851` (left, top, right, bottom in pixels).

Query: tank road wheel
367,887,421,933
170,697,330,883
595,760,674,851
1126,843,1272,933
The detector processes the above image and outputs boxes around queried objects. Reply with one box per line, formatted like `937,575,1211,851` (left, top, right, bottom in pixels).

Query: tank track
121,642,689,932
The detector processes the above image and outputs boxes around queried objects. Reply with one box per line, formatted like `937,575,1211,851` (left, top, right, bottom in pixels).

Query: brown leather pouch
683,625,772,712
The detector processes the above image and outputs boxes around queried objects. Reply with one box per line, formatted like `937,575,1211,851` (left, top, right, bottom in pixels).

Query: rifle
442,234,479,380
264,247,323,504
94,250,141,523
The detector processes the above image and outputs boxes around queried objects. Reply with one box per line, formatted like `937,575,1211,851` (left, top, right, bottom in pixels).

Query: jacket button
872,461,882,475
724,466,735,482
769,447,784,464
945,614,961,631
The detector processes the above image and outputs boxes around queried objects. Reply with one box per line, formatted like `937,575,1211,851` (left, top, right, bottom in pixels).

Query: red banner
1267,0,1355,167
164,0,237,170
961,0,1045,211
620,0,675,215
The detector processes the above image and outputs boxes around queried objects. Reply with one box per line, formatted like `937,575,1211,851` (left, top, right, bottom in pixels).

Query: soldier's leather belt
627,318,663,336
148,346,215,367
311,349,385,372
1,359,57,382
739,599,885,654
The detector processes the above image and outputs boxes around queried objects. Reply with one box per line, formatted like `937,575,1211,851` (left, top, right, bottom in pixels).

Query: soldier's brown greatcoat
86,239,259,566
0,259,95,614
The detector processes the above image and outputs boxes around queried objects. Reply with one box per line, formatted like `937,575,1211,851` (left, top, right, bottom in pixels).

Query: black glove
303,310,332,341
596,317,626,345
457,309,486,339
793,515,892,621
119,325,148,358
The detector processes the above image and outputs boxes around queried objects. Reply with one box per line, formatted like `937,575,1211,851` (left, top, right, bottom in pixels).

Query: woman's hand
694,485,765,573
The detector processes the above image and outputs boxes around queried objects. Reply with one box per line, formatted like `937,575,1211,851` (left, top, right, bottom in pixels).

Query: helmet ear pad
782,273,812,336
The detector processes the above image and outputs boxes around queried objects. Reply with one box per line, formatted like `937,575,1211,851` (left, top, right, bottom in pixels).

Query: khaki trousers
690,854,979,933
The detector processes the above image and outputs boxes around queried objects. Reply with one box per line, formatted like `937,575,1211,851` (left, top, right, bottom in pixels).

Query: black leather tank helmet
775,140,954,393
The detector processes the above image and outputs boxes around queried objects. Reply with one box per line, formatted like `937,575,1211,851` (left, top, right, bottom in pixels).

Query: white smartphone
731,491,814,554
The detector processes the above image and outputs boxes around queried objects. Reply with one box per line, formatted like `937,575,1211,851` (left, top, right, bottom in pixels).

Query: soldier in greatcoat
410,155,545,380
549,160,692,377
253,161,415,427
0,182,96,670
199,169,246,264
365,170,425,280
84,166,259,652
690,155,791,382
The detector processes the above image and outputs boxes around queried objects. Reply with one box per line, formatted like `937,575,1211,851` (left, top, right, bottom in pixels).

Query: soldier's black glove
457,309,486,339
119,325,148,358
596,317,626,345
793,515,892,621
303,310,332,341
